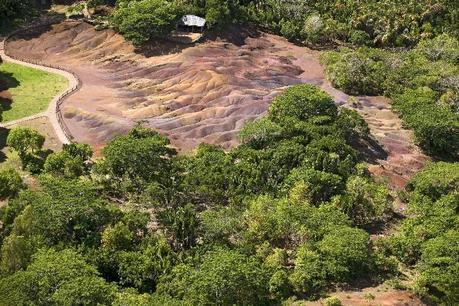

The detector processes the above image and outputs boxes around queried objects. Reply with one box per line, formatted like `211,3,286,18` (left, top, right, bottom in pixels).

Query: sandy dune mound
8,21,304,150
7,20,428,187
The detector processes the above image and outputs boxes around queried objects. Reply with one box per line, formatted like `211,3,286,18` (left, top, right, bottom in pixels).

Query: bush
323,296,342,306
406,161,459,201
269,84,337,125
302,15,325,44
282,168,343,204
332,176,392,226
387,161,458,303
6,127,45,170
0,169,23,199
393,88,459,158
321,48,389,95
111,0,184,45
205,0,231,30
157,249,270,305
416,34,459,63
416,230,459,304
322,45,459,158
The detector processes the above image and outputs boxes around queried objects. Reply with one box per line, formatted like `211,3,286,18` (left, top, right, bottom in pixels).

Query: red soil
7,20,428,188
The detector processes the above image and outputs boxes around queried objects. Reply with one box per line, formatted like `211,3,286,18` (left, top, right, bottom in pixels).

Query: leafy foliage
0,169,23,199
1,83,452,304
321,38,459,158
0,249,116,306
111,0,184,45
386,162,459,303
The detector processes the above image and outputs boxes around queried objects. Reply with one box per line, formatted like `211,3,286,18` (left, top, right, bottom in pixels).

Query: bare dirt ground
7,20,428,189
303,284,424,306
8,21,303,151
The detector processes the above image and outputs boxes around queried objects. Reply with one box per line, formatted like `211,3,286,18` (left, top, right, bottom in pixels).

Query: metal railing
3,21,81,141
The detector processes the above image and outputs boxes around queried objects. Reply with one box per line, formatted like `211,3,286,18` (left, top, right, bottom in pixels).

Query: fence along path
0,21,81,144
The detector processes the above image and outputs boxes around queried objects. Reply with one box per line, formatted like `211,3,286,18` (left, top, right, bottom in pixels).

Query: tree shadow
349,135,388,164
0,96,12,113
204,25,262,47
135,25,263,58
135,38,197,58
0,71,20,91
0,71,19,116
0,127,9,163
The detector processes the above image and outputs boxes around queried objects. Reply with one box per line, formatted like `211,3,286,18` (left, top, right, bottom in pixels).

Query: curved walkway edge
0,36,78,145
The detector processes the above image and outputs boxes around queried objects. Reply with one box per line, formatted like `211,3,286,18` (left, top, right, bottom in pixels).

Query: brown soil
7,20,428,189
303,284,424,306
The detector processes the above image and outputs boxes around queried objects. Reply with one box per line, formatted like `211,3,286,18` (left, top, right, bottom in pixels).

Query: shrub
157,249,270,305
332,176,392,226
393,88,459,158
0,169,23,199
269,84,337,125
111,0,184,45
282,168,343,204
321,48,389,95
416,230,459,304
302,15,325,44
416,34,459,63
323,296,342,306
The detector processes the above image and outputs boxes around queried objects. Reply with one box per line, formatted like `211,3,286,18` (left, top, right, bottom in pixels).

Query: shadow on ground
135,25,263,58
0,71,19,116
0,127,9,162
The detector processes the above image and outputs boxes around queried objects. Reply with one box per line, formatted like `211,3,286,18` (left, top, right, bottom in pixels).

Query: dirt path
0,38,76,144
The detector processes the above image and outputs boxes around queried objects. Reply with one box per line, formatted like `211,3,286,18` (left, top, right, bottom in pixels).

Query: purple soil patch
7,20,429,188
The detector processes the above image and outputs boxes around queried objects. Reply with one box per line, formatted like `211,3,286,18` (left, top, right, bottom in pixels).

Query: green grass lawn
0,62,68,122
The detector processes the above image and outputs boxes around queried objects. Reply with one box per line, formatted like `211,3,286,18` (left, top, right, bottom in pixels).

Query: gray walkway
0,38,77,144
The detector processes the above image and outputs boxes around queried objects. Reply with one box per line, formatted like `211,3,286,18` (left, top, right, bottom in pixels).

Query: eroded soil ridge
6,21,428,187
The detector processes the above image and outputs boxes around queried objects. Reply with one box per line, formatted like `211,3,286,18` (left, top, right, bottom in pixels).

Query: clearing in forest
0,62,68,122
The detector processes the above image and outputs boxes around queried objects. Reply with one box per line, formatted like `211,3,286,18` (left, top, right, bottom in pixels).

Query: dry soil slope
7,21,428,188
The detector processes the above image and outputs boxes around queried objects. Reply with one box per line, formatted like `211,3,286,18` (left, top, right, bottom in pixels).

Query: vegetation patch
321,35,459,158
0,62,68,122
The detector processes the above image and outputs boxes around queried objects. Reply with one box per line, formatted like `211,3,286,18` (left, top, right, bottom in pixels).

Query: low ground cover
0,62,67,122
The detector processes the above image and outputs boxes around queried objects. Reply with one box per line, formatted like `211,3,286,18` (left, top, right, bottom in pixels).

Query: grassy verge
0,62,68,122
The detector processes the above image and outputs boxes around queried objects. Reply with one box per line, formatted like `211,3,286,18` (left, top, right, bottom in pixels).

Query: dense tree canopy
1,0,458,302
386,162,458,304
0,84,404,304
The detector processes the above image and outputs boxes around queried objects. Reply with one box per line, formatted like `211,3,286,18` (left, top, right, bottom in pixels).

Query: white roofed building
177,15,206,33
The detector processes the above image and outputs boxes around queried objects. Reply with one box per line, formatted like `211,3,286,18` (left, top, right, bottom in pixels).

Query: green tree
111,0,184,45
0,169,23,199
282,168,343,204
157,248,270,305
44,143,93,178
94,127,176,196
268,84,338,125
416,230,459,304
6,127,44,159
0,248,116,306
318,226,374,282
9,176,119,247
6,127,45,171
290,245,326,296
332,176,392,226
205,0,231,29
0,0,35,26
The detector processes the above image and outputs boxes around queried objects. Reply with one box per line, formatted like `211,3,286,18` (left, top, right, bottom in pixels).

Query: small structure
177,15,206,33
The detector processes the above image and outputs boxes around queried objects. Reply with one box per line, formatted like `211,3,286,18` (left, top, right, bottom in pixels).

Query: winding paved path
0,38,76,144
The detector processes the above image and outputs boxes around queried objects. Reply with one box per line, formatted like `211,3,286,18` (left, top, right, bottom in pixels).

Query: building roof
178,15,206,27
